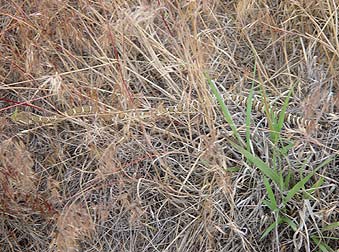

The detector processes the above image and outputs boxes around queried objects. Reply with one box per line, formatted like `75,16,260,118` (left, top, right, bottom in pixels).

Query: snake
10,104,184,125
225,93,325,130
10,94,325,130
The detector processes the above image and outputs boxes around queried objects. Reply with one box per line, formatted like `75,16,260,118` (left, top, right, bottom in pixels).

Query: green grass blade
260,216,298,242
283,170,318,204
262,199,275,211
270,88,292,143
305,177,324,196
230,141,280,185
245,86,254,152
245,65,256,152
10,107,19,121
283,158,333,204
205,73,243,145
284,169,292,191
282,216,297,231
260,221,278,240
277,89,292,132
279,140,294,156
260,216,284,240
263,177,278,211
321,222,339,231
311,236,334,252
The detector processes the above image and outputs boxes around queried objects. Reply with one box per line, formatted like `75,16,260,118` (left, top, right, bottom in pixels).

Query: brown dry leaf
334,92,339,109
0,139,35,193
94,203,110,223
117,192,145,225
96,139,125,177
53,203,95,252
47,176,62,206
235,0,256,26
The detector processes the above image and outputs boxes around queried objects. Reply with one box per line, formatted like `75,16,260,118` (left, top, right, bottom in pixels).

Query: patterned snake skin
11,105,182,124
224,94,325,130
11,94,325,130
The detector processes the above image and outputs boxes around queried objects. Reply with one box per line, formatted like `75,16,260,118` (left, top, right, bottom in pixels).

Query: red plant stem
157,0,174,37
0,94,55,113
107,26,134,106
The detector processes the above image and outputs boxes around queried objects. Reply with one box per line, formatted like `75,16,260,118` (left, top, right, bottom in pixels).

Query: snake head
11,110,33,124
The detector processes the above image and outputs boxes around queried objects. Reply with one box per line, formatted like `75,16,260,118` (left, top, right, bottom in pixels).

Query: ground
0,1,338,251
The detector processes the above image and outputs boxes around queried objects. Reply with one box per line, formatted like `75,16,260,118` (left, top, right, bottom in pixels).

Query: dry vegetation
1,1,339,251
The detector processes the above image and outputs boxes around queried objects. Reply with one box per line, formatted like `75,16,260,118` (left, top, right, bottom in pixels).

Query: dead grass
0,1,338,251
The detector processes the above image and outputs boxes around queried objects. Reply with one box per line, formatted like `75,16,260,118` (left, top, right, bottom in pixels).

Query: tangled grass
0,1,338,251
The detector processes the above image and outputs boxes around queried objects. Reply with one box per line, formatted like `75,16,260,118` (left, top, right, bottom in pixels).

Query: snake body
225,94,322,129
11,94,323,130
11,104,183,125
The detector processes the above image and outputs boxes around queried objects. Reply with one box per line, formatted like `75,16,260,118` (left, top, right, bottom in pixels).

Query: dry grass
0,1,338,251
